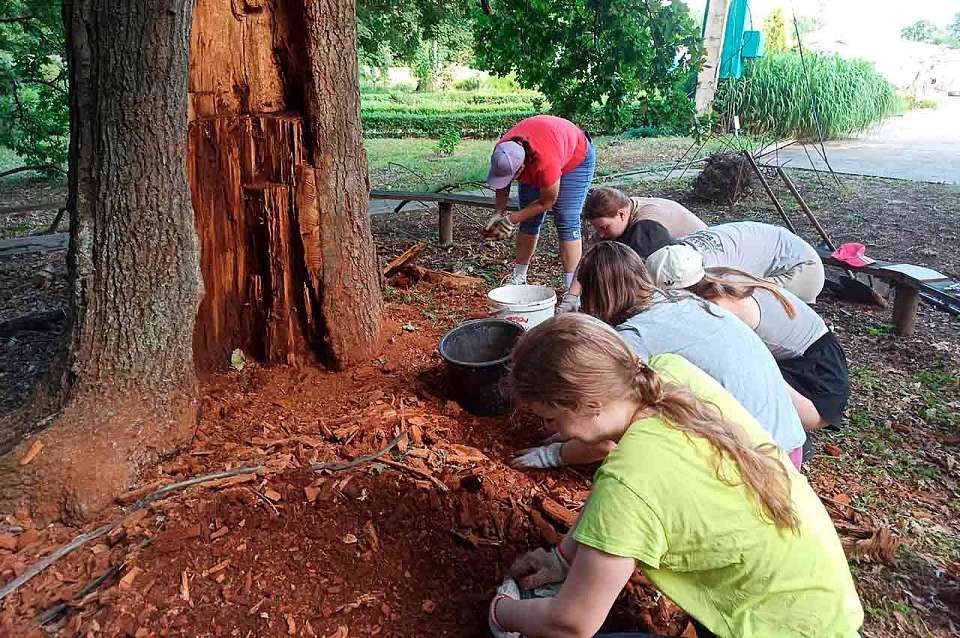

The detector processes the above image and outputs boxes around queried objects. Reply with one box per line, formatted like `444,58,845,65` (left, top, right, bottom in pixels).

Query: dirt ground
0,168,959,637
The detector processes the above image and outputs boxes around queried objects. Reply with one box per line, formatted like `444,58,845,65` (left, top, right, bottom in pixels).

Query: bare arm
495,186,510,214
560,438,616,465
497,545,635,638
509,180,559,224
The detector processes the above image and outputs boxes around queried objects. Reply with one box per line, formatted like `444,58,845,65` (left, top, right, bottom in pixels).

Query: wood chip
286,613,297,635
263,488,282,502
538,496,578,529
529,510,559,545
363,520,380,553
443,444,488,464
16,528,39,550
208,474,256,490
421,599,437,614
304,486,321,503
824,443,842,457
382,242,426,276
0,534,17,551
116,480,168,505
210,526,230,540
118,567,142,590
203,559,231,577
342,533,358,544
324,625,349,638
18,440,43,466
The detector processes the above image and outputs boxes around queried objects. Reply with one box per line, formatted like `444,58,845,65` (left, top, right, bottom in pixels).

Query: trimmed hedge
362,110,540,138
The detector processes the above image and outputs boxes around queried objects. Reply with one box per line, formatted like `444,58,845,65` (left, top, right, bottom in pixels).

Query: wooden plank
438,202,453,246
369,189,520,211
893,286,920,337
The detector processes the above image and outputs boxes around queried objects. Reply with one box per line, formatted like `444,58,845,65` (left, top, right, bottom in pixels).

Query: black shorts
778,331,850,428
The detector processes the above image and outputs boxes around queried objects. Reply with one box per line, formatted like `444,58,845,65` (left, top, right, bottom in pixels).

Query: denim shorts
518,140,596,241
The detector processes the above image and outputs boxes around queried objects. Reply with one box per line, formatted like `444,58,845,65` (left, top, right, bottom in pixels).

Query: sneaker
505,271,527,286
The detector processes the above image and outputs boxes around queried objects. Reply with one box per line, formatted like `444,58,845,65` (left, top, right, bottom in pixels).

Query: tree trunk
0,0,202,525
189,0,383,371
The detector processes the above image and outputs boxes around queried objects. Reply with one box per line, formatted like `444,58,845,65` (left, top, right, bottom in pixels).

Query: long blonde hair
690,267,798,318
579,241,671,325
509,314,799,531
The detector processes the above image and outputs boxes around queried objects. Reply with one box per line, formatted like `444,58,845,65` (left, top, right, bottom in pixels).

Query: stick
741,151,799,234
378,458,450,492
0,165,64,179
0,435,404,603
776,167,835,250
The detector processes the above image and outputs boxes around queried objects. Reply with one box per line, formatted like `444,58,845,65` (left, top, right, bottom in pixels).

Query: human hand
488,577,521,638
509,547,570,591
510,441,564,469
483,212,516,241
557,292,580,314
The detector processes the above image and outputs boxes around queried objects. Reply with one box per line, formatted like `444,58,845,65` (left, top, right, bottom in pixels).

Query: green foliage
763,7,788,53
0,0,68,169
901,19,939,43
472,0,703,132
433,128,462,156
715,52,903,141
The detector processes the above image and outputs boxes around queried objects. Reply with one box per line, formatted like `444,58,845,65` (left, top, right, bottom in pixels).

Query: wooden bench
369,189,519,247
817,248,960,337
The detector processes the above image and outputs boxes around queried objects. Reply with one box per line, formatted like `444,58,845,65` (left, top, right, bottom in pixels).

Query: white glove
483,212,517,241
509,547,570,591
557,292,580,314
488,577,521,638
510,442,564,469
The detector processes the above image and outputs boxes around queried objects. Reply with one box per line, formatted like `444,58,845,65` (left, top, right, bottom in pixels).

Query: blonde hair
578,241,666,325
509,313,800,531
690,267,797,318
583,187,631,221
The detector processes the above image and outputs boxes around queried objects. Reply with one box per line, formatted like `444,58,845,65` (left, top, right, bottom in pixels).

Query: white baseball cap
645,244,705,289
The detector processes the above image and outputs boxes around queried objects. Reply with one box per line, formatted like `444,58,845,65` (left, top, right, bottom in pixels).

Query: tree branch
0,165,65,179
0,16,34,24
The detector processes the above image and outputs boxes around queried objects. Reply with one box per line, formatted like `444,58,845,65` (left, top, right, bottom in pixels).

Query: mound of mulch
693,152,755,204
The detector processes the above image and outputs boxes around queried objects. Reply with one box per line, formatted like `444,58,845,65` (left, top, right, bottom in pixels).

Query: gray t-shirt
616,293,806,452
681,221,818,279
753,288,829,360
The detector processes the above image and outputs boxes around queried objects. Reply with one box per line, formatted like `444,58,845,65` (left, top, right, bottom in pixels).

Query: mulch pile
0,283,699,637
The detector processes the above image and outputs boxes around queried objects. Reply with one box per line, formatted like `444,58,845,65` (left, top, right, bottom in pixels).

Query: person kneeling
489,314,863,638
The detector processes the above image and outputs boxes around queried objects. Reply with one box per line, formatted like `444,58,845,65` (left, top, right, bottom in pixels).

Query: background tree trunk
0,0,202,525
190,0,383,371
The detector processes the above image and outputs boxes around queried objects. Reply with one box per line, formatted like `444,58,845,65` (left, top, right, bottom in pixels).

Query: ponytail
689,267,798,319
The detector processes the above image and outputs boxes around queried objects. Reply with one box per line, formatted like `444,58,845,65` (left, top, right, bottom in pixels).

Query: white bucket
487,285,556,330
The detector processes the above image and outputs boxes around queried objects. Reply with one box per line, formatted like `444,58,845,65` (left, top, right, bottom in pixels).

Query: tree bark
189,0,382,370
0,0,202,525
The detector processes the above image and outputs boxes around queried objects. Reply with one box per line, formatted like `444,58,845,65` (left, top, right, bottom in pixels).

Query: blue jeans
518,140,596,241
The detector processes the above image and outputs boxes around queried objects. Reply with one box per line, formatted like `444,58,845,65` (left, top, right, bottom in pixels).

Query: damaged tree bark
190,0,382,370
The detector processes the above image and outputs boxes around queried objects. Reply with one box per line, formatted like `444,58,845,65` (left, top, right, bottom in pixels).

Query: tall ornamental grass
715,52,903,140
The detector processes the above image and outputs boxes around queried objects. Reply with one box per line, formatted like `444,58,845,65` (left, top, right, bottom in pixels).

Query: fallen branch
378,458,449,492
0,165,64,179
0,435,404,603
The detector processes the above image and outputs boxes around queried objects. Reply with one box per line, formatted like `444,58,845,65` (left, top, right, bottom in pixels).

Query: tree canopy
763,7,788,53
472,0,702,130
900,15,960,48
0,0,68,169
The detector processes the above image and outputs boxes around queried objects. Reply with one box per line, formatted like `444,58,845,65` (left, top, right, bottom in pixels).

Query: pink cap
486,141,525,189
832,242,875,268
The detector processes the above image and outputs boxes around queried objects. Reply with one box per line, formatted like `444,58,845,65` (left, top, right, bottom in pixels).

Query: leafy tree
473,0,703,130
901,20,940,43
0,0,68,170
763,7,788,53
950,12,960,40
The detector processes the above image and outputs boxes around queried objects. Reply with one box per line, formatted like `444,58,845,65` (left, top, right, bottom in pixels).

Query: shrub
715,52,903,140
453,78,482,91
434,129,462,156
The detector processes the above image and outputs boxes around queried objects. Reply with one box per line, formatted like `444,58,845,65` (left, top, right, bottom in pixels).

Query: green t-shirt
573,353,863,638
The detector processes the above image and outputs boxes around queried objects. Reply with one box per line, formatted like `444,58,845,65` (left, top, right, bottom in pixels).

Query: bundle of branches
693,152,755,204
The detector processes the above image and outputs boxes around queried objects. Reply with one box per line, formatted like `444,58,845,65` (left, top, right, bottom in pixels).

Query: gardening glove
488,577,521,638
483,212,516,241
557,292,580,314
510,547,571,591
510,441,564,469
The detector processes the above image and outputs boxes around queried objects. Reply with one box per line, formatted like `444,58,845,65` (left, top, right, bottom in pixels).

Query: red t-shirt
499,115,588,189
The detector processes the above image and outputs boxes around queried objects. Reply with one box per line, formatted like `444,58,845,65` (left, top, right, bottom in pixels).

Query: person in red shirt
484,115,596,299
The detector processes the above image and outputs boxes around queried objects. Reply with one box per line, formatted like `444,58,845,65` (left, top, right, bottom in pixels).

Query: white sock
513,263,529,280
563,272,575,290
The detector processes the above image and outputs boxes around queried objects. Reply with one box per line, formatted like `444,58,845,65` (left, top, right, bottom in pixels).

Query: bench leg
892,285,919,337
438,202,453,247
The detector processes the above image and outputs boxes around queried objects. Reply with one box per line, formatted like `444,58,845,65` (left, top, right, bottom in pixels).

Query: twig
44,207,67,235
0,435,404,603
0,165,64,179
378,458,449,492
247,487,280,516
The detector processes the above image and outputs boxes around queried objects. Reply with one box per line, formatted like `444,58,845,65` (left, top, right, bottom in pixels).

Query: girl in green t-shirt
489,313,863,638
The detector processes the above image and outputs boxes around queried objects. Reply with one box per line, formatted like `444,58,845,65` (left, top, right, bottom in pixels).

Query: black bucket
438,318,523,416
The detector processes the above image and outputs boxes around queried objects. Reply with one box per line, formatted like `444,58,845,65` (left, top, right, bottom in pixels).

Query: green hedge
362,110,540,138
